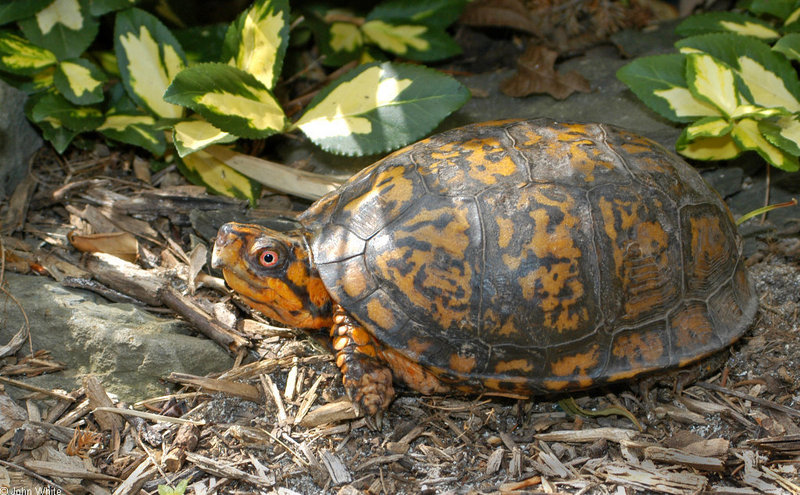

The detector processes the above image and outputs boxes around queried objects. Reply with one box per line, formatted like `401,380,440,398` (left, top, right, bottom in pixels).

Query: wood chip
643,446,725,472
84,376,124,432
186,451,275,487
485,447,504,475
536,427,637,444
165,373,261,402
603,462,707,494
320,449,352,485
298,400,357,427
22,460,120,482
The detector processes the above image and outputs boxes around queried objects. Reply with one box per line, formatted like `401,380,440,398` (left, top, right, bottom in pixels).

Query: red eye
259,250,279,267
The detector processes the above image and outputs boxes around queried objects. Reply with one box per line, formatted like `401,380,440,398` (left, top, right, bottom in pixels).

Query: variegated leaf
676,12,779,40
0,0,52,25
178,150,261,204
222,0,288,89
617,54,718,123
173,119,235,157
163,63,287,139
0,31,57,75
361,20,460,61
685,53,741,117
114,7,186,118
760,115,800,159
19,0,99,60
54,58,106,104
676,133,741,161
98,113,166,155
731,118,799,170
294,62,469,155
367,0,467,29
684,116,732,140
29,91,104,132
773,33,800,63
677,33,800,111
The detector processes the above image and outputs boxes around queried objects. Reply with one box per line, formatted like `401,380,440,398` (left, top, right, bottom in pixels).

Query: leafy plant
617,0,800,171
0,0,470,203
303,0,467,67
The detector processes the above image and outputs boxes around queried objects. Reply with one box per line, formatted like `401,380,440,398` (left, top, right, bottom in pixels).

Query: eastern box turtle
212,119,758,416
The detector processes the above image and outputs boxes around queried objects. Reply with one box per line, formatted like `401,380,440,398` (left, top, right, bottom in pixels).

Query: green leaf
367,0,468,29
677,33,800,112
295,62,470,155
785,8,800,32
760,114,800,159
773,33,800,62
221,0,289,89
90,0,136,16
19,0,99,60
114,7,186,119
676,132,741,161
676,12,779,40
685,52,741,118
54,58,106,104
361,20,460,61
174,24,228,64
24,92,78,153
617,54,719,123
744,0,797,20
731,118,800,170
0,0,52,25
163,62,287,139
0,31,57,76
177,150,261,205
173,119,236,157
29,91,104,132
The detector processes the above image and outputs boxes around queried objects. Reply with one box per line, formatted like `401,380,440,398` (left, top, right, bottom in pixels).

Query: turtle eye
259,249,279,268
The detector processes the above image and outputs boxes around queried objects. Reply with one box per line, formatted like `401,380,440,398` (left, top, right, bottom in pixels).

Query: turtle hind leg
330,305,395,418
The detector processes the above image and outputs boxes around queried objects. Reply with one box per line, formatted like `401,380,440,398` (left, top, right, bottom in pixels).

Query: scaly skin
213,222,408,416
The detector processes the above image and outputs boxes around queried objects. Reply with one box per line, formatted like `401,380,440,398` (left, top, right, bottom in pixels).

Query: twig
0,376,74,401
93,407,206,426
696,382,800,419
0,459,73,495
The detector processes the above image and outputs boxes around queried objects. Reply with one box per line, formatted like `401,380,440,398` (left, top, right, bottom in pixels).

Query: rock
0,80,42,201
1,272,233,401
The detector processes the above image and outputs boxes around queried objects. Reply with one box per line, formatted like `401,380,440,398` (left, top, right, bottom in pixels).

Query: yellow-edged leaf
686,53,740,117
180,149,259,203
786,7,800,26
737,56,800,111
361,20,428,54
295,64,413,138
652,86,720,118
777,115,800,147
199,88,284,131
678,134,741,160
98,114,156,131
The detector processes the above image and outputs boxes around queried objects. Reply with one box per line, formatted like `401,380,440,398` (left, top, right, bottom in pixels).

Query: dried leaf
68,231,139,262
501,45,590,99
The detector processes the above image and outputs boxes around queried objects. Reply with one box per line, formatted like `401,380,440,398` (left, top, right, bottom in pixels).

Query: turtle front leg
330,305,395,417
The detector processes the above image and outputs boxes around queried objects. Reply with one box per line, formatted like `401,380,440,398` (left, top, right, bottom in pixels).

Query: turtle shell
298,118,757,395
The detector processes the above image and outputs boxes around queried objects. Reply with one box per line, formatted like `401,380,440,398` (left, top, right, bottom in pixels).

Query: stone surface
0,80,42,201
1,272,233,401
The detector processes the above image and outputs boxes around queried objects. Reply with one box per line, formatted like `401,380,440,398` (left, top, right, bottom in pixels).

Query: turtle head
212,222,333,330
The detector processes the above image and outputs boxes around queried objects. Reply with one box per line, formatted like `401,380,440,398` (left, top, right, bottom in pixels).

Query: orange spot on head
307,277,331,309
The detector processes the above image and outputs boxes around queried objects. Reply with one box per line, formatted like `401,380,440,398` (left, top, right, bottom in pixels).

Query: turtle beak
211,223,238,270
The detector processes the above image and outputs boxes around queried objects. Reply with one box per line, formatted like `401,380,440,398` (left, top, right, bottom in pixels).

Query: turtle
211,118,758,417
